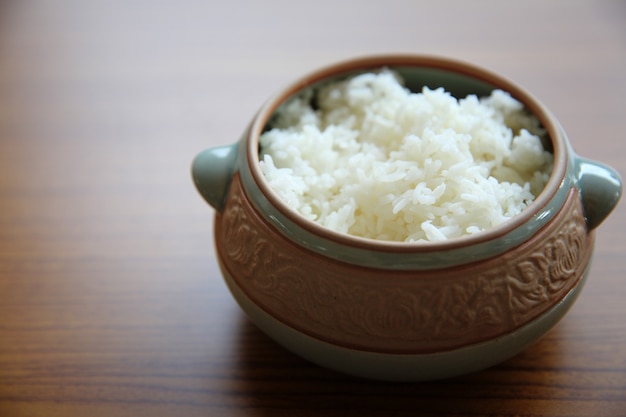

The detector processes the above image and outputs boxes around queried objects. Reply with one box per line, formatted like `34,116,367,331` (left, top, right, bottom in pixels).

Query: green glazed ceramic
192,55,622,381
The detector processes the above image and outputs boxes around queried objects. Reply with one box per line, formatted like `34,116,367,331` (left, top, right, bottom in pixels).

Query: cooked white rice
259,69,553,242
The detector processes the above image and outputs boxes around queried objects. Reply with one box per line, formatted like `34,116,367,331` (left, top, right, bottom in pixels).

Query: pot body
193,55,622,380
216,174,592,355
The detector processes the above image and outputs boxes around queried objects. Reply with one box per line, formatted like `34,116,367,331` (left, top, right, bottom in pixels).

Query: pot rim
245,54,568,253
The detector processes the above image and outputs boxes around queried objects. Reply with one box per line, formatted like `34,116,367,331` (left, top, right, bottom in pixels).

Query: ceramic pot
192,55,622,381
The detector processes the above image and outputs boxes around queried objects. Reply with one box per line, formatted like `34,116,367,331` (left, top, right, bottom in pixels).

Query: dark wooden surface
1,1,625,416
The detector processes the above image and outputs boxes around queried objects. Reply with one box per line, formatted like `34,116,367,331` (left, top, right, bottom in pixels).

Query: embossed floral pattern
215,175,593,353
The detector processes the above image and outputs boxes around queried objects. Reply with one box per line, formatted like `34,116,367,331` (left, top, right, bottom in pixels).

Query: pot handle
191,144,238,212
575,156,622,230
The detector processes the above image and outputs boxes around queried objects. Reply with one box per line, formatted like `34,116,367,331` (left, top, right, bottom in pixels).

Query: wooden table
1,1,624,416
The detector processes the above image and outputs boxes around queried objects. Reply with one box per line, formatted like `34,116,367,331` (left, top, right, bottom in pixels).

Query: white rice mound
259,69,553,242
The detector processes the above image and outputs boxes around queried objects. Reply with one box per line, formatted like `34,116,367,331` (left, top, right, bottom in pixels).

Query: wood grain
1,1,625,416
